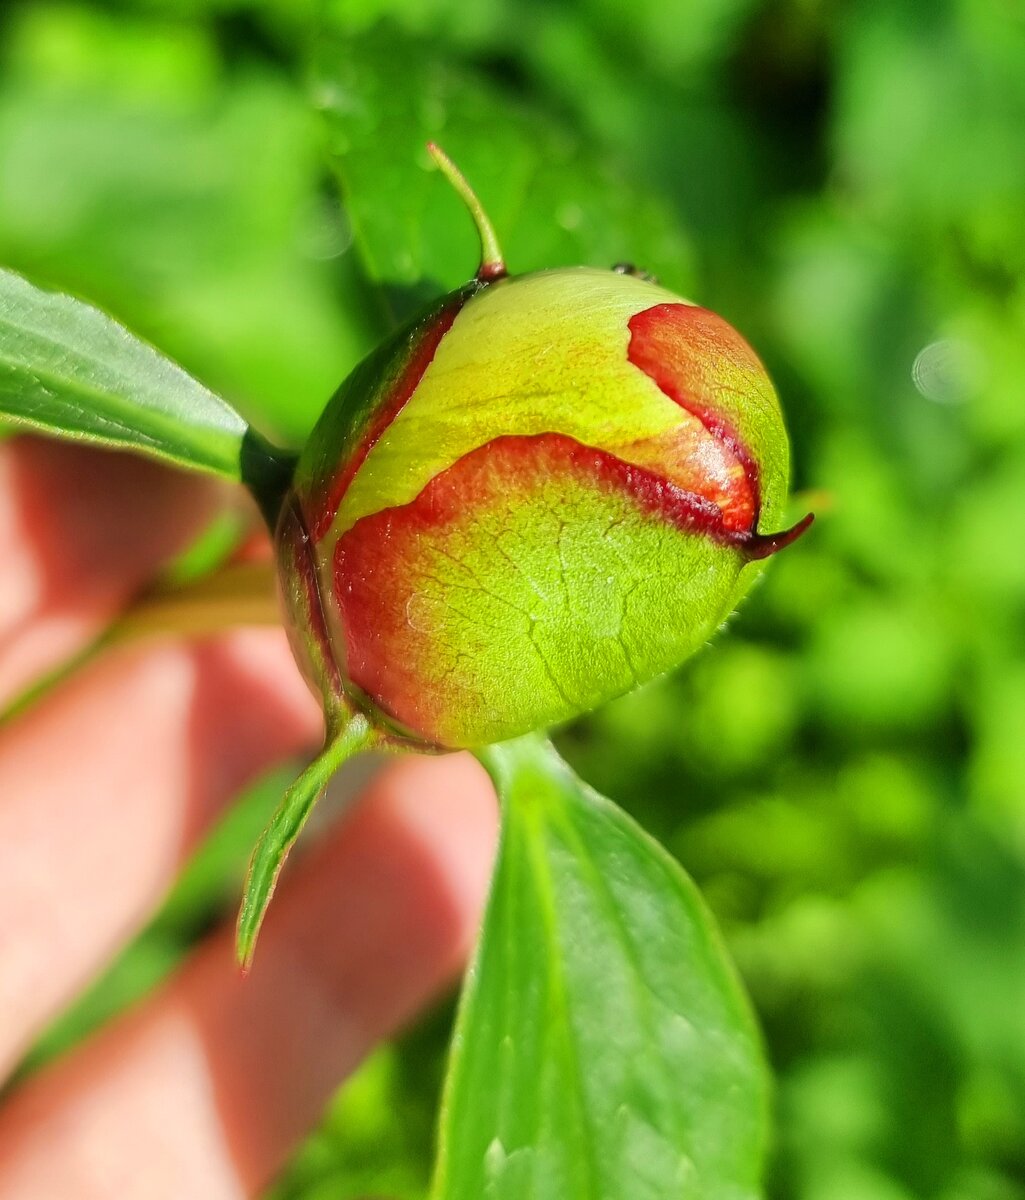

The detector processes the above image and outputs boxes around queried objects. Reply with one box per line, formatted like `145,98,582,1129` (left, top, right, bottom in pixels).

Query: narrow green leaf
236,711,377,971
434,734,769,1200
0,266,250,479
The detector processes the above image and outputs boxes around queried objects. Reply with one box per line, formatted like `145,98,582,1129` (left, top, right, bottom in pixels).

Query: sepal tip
743,511,815,562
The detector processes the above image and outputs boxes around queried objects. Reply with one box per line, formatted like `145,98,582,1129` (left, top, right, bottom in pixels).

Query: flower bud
276,153,810,750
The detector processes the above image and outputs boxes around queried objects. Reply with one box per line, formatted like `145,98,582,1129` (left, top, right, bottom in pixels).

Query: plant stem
240,426,298,531
0,561,280,726
475,731,572,802
427,142,507,282
109,560,280,645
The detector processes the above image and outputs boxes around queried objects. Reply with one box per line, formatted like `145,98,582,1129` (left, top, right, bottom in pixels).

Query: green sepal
236,711,378,971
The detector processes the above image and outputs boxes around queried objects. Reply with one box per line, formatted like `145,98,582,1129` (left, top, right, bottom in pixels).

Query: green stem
240,426,298,532
474,731,570,802
236,709,379,971
0,561,281,727
111,561,280,643
427,142,507,282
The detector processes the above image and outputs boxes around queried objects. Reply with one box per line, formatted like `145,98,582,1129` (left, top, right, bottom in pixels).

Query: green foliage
3,1,1024,1198
0,3,374,446
314,23,693,321
437,735,768,1200
0,266,249,476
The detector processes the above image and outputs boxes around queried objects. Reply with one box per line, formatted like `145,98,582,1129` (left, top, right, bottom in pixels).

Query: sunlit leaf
434,734,769,1200
0,266,250,478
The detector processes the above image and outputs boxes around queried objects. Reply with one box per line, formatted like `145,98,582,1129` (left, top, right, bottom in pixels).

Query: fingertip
255,749,500,1036
0,747,500,1198
0,437,227,705
366,752,499,929
0,436,223,586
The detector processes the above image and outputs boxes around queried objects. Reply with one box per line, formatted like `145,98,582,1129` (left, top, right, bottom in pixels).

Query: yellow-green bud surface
276,262,810,748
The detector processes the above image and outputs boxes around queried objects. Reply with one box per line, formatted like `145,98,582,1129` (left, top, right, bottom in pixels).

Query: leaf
0,266,251,479
313,23,694,324
236,711,377,971
434,734,770,1200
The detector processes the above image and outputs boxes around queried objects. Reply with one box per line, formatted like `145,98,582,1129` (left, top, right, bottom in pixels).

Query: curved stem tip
427,142,507,283
744,511,815,562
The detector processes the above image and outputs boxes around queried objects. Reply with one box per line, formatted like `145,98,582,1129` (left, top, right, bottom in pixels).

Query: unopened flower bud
276,147,811,749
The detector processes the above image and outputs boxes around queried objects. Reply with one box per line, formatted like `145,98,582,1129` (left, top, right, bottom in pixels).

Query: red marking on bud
331,432,810,741
310,299,464,540
276,497,342,698
477,260,508,283
628,304,765,534
627,302,812,558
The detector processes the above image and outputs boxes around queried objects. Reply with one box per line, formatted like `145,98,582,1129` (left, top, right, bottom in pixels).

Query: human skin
0,437,499,1199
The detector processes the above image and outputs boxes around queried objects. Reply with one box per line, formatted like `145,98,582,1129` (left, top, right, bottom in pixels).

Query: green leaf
313,23,693,323
0,266,250,479
434,734,770,1200
236,711,377,971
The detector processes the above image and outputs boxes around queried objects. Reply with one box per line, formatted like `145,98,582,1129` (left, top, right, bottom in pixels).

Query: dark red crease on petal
334,432,742,739
310,298,465,541
626,302,812,556
333,432,810,739
278,496,342,696
334,432,784,621
628,303,765,534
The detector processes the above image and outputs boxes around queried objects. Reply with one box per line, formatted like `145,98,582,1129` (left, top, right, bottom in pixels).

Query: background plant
1,2,1023,1198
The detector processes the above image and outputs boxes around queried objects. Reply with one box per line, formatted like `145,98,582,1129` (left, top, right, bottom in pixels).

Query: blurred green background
3,0,1024,1197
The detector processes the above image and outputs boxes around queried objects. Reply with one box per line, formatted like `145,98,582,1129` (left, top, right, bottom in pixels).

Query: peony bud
276,148,811,751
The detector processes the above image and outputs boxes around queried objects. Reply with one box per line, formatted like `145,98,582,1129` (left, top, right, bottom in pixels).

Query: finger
0,628,321,1078
0,752,499,1200
0,437,221,706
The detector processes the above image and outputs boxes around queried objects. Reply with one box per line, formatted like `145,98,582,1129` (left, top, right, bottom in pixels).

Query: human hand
0,437,498,1198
